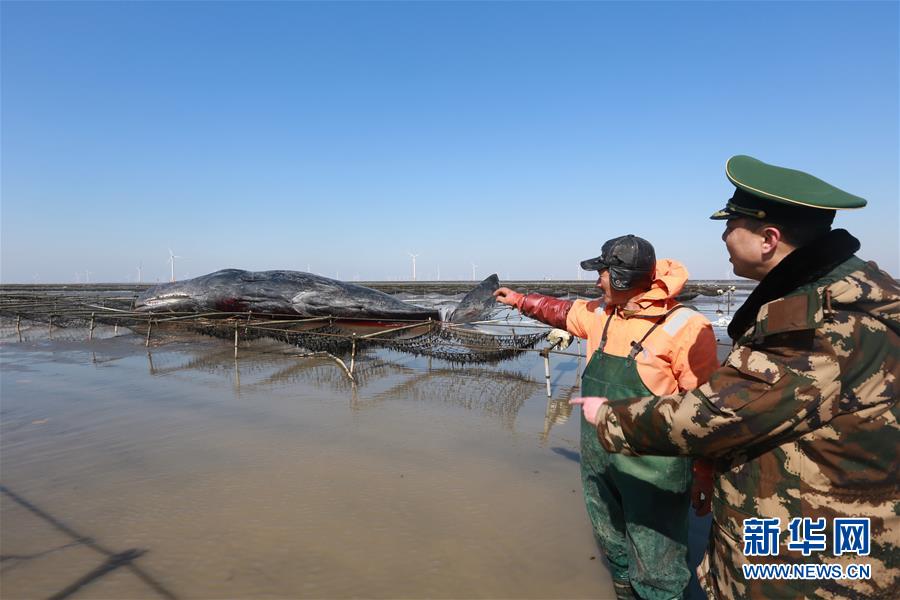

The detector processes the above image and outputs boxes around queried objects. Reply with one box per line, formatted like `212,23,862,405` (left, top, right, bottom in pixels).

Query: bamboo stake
324,352,354,382
350,335,357,375
357,319,434,339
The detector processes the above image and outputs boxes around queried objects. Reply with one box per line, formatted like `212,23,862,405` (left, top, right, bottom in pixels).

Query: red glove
691,459,714,517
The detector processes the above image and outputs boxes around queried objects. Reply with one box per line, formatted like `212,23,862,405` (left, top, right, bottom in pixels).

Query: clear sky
2,1,897,283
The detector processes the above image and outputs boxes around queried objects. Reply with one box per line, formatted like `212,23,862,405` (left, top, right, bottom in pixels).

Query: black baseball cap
580,235,656,291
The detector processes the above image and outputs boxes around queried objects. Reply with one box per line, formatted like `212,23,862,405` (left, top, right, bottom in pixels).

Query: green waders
580,311,692,600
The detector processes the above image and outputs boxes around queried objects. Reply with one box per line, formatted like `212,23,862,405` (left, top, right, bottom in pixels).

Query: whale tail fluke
447,274,501,324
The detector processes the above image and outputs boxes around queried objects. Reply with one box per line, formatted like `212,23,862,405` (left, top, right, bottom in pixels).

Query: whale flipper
448,274,501,324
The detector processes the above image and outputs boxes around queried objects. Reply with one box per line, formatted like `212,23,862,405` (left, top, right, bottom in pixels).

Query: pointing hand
493,287,524,308
569,396,608,425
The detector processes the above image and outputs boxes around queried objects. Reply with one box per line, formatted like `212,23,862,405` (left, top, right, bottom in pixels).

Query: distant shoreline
0,279,756,298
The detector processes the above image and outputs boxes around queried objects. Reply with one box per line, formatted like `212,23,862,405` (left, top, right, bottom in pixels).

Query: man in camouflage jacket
574,156,899,599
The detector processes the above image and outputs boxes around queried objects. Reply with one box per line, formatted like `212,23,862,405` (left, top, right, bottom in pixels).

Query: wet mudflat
1,324,614,599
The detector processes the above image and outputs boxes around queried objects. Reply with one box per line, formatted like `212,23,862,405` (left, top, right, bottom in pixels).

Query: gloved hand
546,328,574,350
493,287,524,309
691,459,714,516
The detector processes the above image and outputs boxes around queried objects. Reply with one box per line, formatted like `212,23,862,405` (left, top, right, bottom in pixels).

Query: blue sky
2,1,897,283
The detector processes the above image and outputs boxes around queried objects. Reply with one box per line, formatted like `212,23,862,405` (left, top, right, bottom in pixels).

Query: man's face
595,269,632,305
722,217,765,280
596,269,611,297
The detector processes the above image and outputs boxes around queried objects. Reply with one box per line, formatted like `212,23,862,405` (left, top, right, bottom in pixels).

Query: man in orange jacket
495,234,719,600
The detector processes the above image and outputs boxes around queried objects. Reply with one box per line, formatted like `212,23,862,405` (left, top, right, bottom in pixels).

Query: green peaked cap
711,155,867,220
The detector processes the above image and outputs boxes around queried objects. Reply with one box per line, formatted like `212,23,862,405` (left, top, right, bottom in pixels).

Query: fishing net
0,291,547,364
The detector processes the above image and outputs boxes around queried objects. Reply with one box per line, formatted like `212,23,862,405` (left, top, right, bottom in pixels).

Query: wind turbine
408,252,419,281
471,263,478,281
168,249,181,282
137,262,143,284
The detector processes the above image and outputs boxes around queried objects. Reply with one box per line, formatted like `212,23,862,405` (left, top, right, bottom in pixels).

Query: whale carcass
135,269,501,324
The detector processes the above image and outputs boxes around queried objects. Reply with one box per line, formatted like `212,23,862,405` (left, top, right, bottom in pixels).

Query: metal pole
543,352,552,397
234,324,239,359
576,338,583,380
540,339,563,398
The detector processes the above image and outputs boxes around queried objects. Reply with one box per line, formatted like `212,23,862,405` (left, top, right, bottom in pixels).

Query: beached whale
134,269,500,324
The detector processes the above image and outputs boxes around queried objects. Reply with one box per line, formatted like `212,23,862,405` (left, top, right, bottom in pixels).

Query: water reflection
542,387,578,443
144,345,415,390
365,366,536,428
139,341,570,431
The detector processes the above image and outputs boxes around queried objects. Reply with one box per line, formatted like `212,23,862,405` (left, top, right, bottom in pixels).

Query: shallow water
1,326,614,599
0,288,739,599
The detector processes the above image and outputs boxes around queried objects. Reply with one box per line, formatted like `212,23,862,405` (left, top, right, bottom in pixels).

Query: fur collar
728,229,860,341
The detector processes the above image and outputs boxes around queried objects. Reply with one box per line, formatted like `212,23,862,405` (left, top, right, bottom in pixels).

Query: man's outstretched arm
494,287,574,330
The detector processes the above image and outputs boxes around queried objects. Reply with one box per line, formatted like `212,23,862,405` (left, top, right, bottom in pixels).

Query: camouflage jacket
593,250,899,599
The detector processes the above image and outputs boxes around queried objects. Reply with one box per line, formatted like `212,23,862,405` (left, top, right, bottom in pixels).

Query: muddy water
1,325,615,599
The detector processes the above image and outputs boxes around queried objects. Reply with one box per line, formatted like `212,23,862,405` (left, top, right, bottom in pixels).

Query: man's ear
760,225,782,255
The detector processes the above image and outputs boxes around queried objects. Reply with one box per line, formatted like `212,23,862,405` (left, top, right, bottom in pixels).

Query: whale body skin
135,269,499,324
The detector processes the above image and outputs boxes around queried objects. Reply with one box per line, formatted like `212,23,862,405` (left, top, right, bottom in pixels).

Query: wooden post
145,320,153,347
350,336,357,375
114,320,119,335
48,315,53,339
16,315,22,342
234,323,239,359
89,312,95,341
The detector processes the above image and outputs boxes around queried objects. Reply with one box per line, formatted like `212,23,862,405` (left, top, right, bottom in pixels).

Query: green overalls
580,308,692,600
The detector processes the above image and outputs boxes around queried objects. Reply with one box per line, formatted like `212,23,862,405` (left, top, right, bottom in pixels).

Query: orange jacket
520,259,719,396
